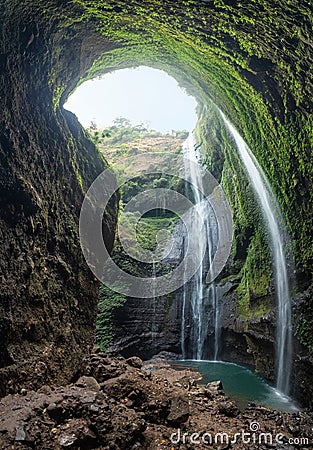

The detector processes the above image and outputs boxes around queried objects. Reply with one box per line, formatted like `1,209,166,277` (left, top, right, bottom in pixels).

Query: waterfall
220,112,292,394
212,284,220,361
180,234,187,359
151,258,157,351
182,134,220,360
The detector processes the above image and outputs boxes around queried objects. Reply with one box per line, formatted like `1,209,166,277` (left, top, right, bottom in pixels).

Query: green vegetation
296,315,313,355
236,230,272,321
136,216,179,252
49,0,312,279
87,117,188,148
295,292,313,355
97,284,126,351
88,119,186,203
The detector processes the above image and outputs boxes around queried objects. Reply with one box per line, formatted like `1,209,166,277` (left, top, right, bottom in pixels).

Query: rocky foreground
0,353,312,449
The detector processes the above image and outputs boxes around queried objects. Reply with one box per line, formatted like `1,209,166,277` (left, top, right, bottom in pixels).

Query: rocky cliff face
0,2,119,395
110,294,182,360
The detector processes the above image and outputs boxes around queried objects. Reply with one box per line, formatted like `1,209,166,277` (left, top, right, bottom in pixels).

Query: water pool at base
173,360,298,412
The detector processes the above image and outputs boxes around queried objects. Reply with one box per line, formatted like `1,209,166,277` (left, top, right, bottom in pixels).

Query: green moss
296,316,313,355
50,3,311,273
97,284,126,351
137,216,179,252
236,231,272,321
295,292,313,354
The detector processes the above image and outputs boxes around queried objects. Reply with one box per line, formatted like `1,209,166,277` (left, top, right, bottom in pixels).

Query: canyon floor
0,353,312,449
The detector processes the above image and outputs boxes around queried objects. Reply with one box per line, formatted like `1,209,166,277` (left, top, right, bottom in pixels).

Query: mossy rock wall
0,1,119,394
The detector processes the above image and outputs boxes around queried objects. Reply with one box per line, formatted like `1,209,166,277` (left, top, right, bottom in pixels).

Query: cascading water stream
151,258,157,351
180,236,187,359
182,134,220,361
220,112,292,395
212,284,220,361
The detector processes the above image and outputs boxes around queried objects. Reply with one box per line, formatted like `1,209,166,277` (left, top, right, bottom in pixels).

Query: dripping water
151,258,157,351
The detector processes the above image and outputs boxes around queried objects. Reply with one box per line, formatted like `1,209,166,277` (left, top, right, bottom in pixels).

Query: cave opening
63,66,198,134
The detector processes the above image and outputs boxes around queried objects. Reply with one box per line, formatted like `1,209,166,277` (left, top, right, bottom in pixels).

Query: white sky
64,66,197,133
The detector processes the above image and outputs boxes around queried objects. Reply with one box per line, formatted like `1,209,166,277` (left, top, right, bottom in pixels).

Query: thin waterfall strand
220,112,292,394
182,134,220,360
151,259,157,351
180,233,187,359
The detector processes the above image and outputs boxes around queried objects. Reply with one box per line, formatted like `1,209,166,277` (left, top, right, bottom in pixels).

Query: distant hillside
86,117,188,166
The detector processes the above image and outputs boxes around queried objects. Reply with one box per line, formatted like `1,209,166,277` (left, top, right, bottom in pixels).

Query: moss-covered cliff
0,1,119,394
0,0,312,400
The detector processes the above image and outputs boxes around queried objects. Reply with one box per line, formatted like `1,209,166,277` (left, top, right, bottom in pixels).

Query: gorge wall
0,0,312,405
0,2,119,395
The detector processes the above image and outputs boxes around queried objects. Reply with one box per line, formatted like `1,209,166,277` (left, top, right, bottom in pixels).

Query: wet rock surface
0,354,312,449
